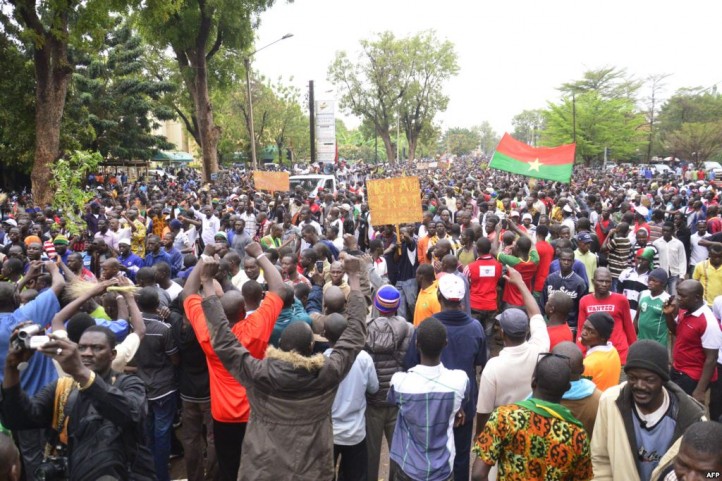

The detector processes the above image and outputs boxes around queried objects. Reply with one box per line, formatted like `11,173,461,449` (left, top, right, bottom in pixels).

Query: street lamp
244,33,293,170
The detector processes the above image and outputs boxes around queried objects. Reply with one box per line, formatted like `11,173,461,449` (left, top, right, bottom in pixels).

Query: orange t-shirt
184,291,283,422
583,345,621,392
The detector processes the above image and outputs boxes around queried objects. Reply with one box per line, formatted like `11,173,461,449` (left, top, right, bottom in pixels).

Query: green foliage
51,151,103,236
65,21,176,160
443,127,480,156
542,68,647,163
329,30,457,163
512,109,545,146
0,35,35,174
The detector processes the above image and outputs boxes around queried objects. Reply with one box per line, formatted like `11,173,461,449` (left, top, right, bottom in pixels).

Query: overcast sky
252,0,722,134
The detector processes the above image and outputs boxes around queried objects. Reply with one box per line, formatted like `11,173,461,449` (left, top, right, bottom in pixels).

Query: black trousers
333,438,368,481
670,368,700,396
212,420,246,481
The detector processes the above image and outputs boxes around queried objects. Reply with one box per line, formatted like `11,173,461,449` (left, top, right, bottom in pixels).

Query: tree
512,109,545,146
51,151,102,236
70,22,176,160
0,0,133,205
642,73,670,161
543,67,647,163
329,32,409,164
0,32,35,188
138,0,277,181
398,31,458,162
443,127,480,156
476,121,500,156
329,31,457,164
657,87,722,161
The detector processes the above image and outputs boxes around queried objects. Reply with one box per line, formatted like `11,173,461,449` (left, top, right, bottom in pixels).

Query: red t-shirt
577,293,637,364
533,240,555,292
184,292,283,422
464,255,502,311
498,250,539,306
548,323,574,350
673,306,722,382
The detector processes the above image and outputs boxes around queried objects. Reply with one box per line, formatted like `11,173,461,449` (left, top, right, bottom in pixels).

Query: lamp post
244,33,293,170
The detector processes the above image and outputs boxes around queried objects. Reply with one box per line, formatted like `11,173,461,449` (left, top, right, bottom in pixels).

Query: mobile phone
29,335,50,349
315,261,324,272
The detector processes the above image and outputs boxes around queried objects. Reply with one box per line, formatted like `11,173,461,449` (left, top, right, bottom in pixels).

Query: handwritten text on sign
253,171,290,192
367,177,423,226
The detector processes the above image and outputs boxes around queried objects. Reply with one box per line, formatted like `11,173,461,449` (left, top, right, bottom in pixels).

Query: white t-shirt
164,281,183,302
476,314,551,414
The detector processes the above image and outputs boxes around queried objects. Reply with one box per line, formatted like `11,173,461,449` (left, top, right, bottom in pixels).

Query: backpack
365,316,407,368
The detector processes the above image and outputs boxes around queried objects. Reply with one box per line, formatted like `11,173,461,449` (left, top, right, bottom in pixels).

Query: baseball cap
438,274,465,302
2,218,17,227
634,205,649,217
577,232,592,243
522,213,533,221
495,308,529,337
118,238,131,246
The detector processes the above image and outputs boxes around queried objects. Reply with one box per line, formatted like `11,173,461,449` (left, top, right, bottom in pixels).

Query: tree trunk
32,33,71,206
380,132,395,164
192,51,220,181
408,137,418,163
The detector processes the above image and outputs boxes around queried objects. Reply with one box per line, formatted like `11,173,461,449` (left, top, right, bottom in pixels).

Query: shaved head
323,313,348,344
552,341,585,380
324,286,346,314
279,321,314,356
221,290,245,324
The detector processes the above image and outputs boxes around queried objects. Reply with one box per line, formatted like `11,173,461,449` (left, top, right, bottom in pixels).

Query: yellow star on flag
528,158,542,172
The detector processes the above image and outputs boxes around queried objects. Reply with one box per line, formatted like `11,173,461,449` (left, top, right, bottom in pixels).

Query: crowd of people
0,157,721,481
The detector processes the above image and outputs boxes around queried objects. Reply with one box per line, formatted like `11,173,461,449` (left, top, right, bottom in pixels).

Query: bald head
279,321,314,356
552,341,585,380
324,286,346,314
221,290,245,324
441,254,458,273
323,313,348,345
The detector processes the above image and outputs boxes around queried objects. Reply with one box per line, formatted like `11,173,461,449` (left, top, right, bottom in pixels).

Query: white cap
634,205,649,217
438,274,465,302
522,213,533,221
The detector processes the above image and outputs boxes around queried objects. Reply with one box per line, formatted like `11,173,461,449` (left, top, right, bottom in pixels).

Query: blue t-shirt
0,289,60,395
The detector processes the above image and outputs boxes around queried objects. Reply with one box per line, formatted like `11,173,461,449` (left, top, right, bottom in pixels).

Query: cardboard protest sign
366,176,423,226
253,171,290,192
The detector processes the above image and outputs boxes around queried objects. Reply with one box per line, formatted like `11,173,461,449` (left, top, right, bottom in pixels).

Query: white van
289,175,337,198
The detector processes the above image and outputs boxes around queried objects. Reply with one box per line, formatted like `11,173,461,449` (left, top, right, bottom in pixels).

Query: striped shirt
607,236,632,278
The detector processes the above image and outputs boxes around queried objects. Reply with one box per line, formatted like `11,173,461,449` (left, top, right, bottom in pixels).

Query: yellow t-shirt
414,281,441,326
693,260,722,306
583,345,621,392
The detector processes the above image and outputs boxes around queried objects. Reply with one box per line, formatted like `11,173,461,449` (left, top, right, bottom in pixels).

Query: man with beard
591,340,706,481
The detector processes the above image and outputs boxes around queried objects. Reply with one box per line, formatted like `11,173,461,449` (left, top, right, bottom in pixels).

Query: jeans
710,363,722,422
395,278,418,323
453,417,473,481
611,278,621,293
146,393,178,481
213,420,246,481
366,404,398,481
333,438,368,481
180,400,217,481
667,275,680,296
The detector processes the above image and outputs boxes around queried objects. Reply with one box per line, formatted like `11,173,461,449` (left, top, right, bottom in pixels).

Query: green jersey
637,290,670,347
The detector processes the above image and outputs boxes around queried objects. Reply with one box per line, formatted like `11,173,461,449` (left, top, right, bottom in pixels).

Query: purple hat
374,285,401,314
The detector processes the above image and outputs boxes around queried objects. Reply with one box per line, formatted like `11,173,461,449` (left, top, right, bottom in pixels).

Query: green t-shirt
637,290,670,347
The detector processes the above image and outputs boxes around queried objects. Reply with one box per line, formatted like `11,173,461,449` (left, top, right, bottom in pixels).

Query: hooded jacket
269,298,313,347
590,380,706,481
202,290,367,481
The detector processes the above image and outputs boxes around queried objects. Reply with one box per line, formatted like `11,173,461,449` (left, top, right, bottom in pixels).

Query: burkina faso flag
489,133,575,183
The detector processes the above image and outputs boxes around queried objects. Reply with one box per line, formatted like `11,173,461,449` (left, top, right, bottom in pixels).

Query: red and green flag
489,133,576,183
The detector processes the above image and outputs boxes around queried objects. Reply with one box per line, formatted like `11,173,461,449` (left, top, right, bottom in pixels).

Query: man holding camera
0,324,155,480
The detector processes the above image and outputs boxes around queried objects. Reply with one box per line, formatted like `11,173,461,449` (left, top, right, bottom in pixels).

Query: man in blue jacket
405,273,486,481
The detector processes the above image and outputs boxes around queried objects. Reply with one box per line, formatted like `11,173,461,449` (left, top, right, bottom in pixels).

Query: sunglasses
532,352,571,380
